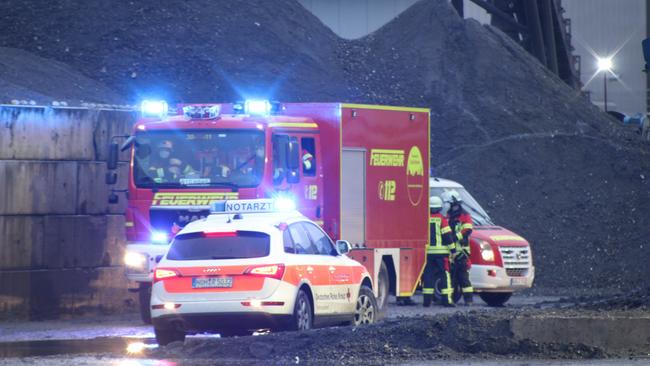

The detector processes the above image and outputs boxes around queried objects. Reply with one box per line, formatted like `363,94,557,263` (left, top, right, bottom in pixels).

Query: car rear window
167,231,270,260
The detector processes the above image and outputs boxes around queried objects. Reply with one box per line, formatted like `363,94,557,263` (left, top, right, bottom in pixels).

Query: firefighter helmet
429,196,443,209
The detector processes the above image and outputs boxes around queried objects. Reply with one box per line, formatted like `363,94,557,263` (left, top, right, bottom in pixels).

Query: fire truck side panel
340,105,430,296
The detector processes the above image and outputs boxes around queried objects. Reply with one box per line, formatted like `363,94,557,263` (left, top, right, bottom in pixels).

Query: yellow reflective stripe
422,288,434,294
462,287,474,293
427,247,450,254
441,226,452,234
490,235,526,242
268,122,318,128
125,222,134,227
341,103,430,113
461,223,473,230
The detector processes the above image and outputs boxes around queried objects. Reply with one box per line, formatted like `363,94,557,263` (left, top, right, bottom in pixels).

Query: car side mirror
105,171,117,185
336,240,351,255
107,143,119,170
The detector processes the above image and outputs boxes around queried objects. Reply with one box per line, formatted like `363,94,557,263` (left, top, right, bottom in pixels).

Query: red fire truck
107,101,430,323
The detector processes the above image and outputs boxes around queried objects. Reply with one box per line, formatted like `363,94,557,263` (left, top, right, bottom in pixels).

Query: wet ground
2,293,649,365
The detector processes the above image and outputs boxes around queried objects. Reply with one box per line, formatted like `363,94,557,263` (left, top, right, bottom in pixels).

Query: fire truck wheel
289,289,313,331
139,282,152,324
479,292,512,307
154,324,186,346
354,286,378,326
376,261,390,311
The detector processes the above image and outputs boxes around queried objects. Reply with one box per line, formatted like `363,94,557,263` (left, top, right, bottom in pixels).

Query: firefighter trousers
422,254,452,306
454,254,474,303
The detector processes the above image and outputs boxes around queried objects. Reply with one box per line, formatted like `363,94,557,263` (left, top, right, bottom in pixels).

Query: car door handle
328,266,336,272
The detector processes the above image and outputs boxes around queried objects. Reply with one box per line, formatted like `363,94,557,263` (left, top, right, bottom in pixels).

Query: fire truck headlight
124,251,147,268
141,100,168,117
151,231,169,244
479,241,495,262
274,197,296,212
244,100,271,115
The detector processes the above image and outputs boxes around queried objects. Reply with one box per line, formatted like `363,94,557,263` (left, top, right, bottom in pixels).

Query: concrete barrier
0,267,137,320
0,106,136,319
511,315,650,351
0,107,135,161
0,161,78,215
0,215,125,270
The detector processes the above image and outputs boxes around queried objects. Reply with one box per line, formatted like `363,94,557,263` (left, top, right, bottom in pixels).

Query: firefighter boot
463,292,474,306
423,294,432,307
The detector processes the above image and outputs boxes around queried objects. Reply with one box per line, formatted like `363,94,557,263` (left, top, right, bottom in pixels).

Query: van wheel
479,292,512,307
290,289,313,331
154,325,185,346
376,261,390,311
354,286,378,326
138,282,152,324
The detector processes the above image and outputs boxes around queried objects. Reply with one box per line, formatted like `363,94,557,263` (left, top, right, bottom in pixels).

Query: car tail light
244,264,285,280
203,231,237,238
154,268,180,282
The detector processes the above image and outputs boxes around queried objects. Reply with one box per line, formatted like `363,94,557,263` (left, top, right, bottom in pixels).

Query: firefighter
445,190,474,305
423,196,456,307
302,148,314,173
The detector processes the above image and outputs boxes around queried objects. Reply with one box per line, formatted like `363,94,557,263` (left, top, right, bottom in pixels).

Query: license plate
510,277,527,286
192,277,233,289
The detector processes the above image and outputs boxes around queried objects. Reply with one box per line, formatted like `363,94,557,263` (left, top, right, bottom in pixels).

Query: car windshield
167,231,270,260
133,130,265,189
430,186,494,226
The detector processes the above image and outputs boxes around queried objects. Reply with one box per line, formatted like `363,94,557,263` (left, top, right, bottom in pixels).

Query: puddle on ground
0,337,157,358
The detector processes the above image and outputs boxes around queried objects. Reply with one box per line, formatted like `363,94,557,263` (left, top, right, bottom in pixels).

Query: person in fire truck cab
148,140,194,182
302,148,314,174
423,196,456,307
444,190,474,305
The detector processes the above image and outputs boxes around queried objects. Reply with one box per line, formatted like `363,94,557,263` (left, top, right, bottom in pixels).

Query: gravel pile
0,0,648,291
145,313,606,365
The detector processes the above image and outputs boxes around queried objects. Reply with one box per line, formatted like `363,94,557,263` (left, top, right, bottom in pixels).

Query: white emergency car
150,199,378,345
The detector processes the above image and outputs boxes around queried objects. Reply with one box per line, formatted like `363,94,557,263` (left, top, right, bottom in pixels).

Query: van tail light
154,268,180,282
243,264,285,280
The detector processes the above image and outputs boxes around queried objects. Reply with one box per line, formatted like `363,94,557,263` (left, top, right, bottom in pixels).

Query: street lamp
596,56,613,112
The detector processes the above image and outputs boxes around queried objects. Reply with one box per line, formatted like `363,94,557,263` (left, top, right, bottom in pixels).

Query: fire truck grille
149,208,211,232
499,246,531,277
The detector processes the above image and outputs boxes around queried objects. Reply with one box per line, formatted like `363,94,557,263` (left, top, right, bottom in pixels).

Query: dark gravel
143,311,612,365
0,0,648,292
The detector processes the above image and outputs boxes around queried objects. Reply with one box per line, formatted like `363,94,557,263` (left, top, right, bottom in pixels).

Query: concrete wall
0,106,136,319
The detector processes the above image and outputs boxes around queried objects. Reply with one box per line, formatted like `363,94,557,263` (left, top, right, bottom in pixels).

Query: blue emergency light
141,100,168,118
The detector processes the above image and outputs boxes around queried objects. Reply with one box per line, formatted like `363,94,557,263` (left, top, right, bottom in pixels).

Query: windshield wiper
206,182,240,191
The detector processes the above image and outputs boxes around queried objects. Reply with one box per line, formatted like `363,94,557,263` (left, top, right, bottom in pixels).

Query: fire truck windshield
133,130,265,189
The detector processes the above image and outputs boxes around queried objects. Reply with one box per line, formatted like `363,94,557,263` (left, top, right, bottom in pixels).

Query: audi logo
203,268,221,273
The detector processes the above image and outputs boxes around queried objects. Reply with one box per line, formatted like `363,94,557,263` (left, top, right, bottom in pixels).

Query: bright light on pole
596,56,613,112
597,57,613,72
